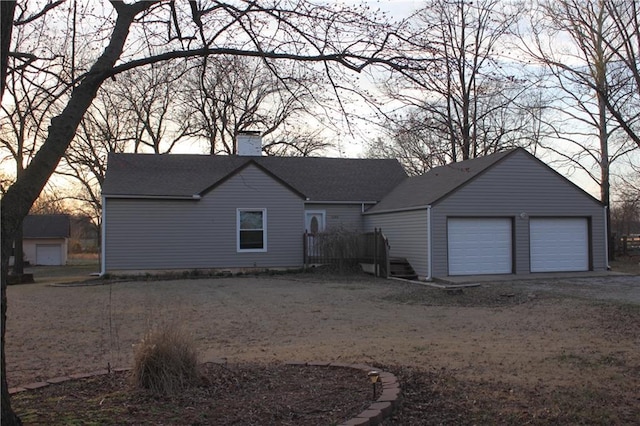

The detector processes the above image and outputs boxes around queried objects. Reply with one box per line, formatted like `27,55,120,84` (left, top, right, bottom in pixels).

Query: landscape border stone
9,360,400,425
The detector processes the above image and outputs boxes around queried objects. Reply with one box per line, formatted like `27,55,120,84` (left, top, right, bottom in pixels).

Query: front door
305,211,326,257
305,211,325,234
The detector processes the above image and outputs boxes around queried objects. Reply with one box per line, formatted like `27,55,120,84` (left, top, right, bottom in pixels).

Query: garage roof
366,149,516,213
23,215,71,238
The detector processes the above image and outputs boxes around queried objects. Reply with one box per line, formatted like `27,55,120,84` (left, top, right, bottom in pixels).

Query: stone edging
9,360,400,426
284,361,400,426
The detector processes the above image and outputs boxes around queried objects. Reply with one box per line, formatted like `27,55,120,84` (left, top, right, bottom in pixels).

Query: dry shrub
131,325,200,395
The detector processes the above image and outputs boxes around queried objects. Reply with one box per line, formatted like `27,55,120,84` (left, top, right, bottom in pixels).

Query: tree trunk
2,211,23,425
2,2,22,422
598,93,612,261
595,8,612,262
12,227,23,275
1,4,144,423
0,1,16,97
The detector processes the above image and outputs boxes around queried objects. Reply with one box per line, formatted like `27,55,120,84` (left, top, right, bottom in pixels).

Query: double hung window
237,209,266,251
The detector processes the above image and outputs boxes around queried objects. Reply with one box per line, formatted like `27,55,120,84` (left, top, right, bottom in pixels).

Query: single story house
21,214,71,266
101,134,407,273
101,137,607,279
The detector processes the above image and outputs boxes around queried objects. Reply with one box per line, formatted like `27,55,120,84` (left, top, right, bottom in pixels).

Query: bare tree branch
14,0,64,26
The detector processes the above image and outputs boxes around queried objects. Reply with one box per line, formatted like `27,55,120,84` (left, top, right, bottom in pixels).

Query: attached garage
364,148,607,279
448,218,512,276
530,218,589,272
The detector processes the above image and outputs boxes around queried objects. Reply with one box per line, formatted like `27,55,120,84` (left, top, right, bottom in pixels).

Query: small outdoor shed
22,214,71,266
364,148,607,279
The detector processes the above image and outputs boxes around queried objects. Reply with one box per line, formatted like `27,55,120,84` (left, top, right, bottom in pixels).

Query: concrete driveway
436,271,640,304
516,275,640,304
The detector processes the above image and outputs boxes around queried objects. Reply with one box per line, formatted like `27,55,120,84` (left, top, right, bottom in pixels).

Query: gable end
429,149,519,206
199,159,307,199
432,148,602,207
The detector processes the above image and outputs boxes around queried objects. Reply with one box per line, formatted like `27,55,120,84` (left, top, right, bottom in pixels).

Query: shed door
448,218,512,276
36,244,62,265
530,218,589,272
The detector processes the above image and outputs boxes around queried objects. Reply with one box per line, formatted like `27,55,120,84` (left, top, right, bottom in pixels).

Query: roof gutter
363,204,432,216
426,205,433,281
304,200,378,205
100,194,106,277
103,194,202,200
604,205,610,270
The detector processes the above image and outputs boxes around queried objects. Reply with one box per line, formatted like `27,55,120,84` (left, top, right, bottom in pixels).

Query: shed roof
23,214,71,239
102,154,408,202
366,149,516,213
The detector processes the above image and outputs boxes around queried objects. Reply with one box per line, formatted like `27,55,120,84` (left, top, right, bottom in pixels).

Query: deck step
389,258,418,280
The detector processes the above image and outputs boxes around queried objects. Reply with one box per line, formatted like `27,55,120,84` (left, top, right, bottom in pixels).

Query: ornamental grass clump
131,325,200,395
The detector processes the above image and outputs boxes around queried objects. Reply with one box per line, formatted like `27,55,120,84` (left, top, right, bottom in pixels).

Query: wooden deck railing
303,228,389,277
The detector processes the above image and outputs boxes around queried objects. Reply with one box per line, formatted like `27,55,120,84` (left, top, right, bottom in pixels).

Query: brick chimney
236,131,262,156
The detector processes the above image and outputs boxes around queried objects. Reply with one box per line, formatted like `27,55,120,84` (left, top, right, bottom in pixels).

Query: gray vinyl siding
430,150,605,277
104,164,304,271
305,203,369,231
364,210,429,278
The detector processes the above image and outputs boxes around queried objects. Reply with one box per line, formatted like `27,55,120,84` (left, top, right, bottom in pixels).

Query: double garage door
448,217,589,276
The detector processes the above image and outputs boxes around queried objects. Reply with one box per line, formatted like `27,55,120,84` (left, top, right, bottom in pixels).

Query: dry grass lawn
6,262,640,423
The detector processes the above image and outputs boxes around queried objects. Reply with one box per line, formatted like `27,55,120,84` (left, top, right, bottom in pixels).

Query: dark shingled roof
366,149,516,213
23,215,71,238
102,153,408,202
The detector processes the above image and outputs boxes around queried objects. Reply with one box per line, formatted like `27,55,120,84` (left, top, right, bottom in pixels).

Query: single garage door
36,244,62,265
530,218,589,272
448,218,512,275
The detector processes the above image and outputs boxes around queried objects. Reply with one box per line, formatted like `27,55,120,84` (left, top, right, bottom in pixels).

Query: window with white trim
237,209,267,251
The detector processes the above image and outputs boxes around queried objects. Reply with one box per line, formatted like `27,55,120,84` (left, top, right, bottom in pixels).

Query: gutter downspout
426,205,433,281
604,205,610,270
100,195,106,276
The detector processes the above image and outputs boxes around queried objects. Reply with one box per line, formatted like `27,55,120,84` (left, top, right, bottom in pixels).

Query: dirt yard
5,270,640,422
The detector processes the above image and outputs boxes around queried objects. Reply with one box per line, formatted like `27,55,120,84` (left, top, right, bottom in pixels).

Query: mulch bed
11,362,640,425
381,366,640,425
12,363,372,425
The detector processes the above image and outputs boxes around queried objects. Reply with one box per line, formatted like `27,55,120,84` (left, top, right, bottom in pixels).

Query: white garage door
448,218,512,276
36,244,62,266
530,218,588,272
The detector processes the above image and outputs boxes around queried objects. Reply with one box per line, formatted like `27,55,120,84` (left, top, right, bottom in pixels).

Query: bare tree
116,62,194,154
262,127,332,157
0,1,17,97
28,184,69,215
59,87,137,220
61,55,331,226
521,0,640,258
374,0,528,166
0,170,11,194
0,1,403,422
59,62,195,226
0,0,70,278
601,0,640,147
364,109,452,175
185,55,327,155
611,169,640,238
